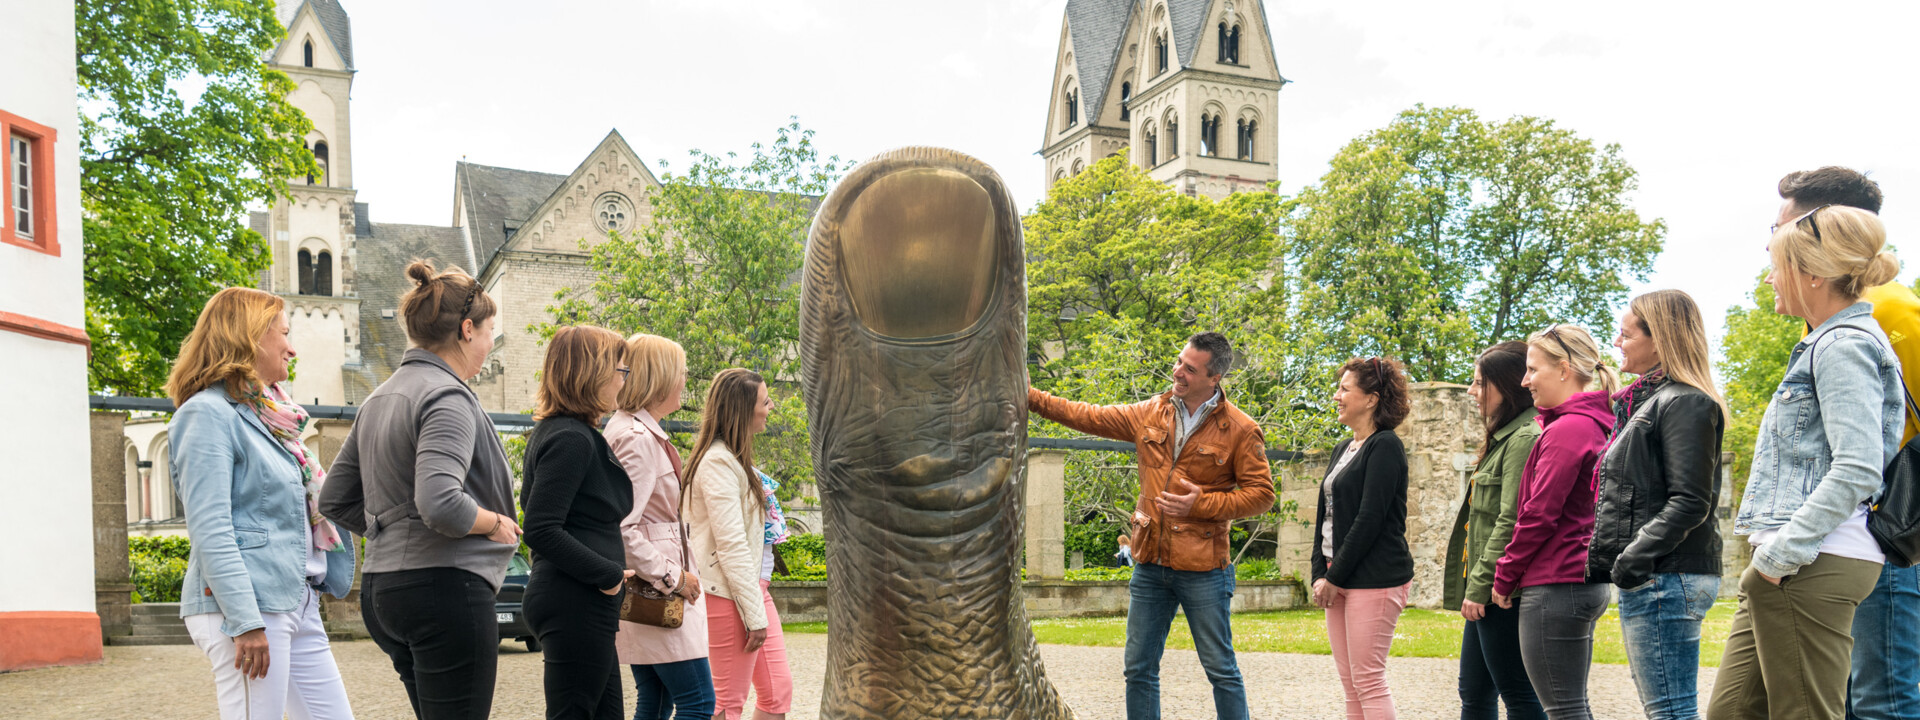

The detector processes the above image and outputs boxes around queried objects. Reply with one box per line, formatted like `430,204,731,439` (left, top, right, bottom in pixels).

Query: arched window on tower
314,250,333,296
312,142,329,187
1155,33,1168,74
1218,23,1229,62
1237,119,1257,160
1228,25,1242,64
1146,126,1159,167
297,249,316,295
1167,117,1179,158
1199,115,1215,156
303,39,314,67
1120,82,1132,121
1065,89,1079,128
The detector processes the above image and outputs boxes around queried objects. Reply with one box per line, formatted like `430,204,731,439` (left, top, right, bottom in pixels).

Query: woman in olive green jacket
1444,341,1546,720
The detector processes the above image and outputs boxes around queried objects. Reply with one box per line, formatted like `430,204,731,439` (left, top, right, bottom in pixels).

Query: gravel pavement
0,633,1703,719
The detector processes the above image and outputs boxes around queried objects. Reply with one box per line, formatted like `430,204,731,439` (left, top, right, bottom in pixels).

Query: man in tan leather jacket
1027,331,1275,720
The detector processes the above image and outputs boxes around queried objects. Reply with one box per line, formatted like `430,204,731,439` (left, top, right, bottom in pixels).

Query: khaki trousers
1706,553,1881,720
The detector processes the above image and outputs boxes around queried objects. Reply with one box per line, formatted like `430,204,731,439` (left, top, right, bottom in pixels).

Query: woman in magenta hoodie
1491,324,1620,720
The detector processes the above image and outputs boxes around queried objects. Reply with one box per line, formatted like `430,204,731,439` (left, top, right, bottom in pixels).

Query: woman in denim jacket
166,287,357,720
1707,205,1905,720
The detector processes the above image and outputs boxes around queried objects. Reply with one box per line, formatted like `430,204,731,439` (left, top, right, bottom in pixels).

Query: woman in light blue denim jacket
1707,205,1904,720
166,288,356,720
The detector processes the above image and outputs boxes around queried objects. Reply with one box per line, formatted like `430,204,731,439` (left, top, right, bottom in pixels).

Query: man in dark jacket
1028,331,1275,720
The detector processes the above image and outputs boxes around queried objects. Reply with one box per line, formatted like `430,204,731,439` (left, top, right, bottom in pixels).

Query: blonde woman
166,287,356,720
685,369,792,720
521,325,635,720
607,334,712,720
1492,324,1620,720
1593,290,1728,720
1708,206,1904,720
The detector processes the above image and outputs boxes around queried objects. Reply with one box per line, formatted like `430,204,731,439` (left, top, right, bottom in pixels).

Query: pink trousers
707,580,793,719
1325,582,1410,720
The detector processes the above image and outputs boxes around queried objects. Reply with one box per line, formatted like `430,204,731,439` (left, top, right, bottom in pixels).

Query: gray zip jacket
318,349,518,590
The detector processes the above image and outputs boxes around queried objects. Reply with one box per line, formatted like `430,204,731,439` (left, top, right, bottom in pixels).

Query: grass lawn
784,599,1738,666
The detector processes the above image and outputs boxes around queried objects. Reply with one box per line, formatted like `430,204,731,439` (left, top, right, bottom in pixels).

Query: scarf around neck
241,383,345,553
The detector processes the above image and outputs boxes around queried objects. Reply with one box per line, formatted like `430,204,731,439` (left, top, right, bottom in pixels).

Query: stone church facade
1042,0,1286,199
254,0,651,415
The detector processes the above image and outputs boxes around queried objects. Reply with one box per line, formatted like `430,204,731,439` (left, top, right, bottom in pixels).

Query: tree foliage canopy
78,0,318,395
544,120,848,488
1289,105,1665,383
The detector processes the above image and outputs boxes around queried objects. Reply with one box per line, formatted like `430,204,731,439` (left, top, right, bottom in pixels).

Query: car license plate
496,613,513,624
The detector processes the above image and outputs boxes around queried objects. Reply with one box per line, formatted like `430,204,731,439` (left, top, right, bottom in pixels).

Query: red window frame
0,109,59,256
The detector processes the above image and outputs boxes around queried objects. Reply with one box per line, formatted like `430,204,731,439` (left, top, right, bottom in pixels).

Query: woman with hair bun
1707,205,1906,720
319,259,520,719
1494,323,1618,720
1312,355,1415,720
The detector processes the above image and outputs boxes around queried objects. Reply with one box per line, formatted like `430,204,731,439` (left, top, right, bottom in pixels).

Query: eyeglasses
1771,204,1833,241
615,367,630,377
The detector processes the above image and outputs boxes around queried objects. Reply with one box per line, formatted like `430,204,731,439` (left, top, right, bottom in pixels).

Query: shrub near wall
130,536,190,603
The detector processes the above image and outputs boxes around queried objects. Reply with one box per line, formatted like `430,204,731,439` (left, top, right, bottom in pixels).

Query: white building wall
0,0,90,620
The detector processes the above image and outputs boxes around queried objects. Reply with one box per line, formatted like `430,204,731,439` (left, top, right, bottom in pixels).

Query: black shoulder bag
1808,323,1920,567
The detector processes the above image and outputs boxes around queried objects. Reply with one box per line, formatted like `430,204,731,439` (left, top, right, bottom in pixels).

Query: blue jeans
631,658,715,720
1619,572,1720,720
1124,562,1248,720
1848,563,1920,720
1460,602,1545,720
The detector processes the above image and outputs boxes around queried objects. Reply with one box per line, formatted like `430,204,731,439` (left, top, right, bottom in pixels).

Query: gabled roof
454,162,568,272
1064,0,1136,126
275,0,355,70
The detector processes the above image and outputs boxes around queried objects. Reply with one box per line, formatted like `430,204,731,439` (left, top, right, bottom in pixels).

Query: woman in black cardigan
1312,356,1415,720
521,325,635,720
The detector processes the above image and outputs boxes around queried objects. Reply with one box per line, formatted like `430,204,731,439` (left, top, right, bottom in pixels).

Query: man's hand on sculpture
1154,478,1201,517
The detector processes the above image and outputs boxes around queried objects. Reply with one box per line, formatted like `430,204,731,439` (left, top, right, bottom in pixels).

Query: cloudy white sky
341,0,1920,349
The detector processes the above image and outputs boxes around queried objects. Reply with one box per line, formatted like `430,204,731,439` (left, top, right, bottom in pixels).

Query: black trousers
1459,602,1545,720
362,567,501,720
525,569,624,720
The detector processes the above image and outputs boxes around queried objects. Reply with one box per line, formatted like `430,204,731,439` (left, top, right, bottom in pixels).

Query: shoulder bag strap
1808,322,1920,429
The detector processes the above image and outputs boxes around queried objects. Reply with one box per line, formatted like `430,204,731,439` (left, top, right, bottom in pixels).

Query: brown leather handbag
620,523,688,629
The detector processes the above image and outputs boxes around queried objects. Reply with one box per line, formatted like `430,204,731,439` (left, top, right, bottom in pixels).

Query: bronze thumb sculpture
800,147,1073,720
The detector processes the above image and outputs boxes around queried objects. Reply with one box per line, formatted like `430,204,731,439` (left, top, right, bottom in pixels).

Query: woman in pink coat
607,334,711,720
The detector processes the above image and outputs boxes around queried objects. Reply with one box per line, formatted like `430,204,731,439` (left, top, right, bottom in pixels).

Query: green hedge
130,536,191,603
773,533,826,581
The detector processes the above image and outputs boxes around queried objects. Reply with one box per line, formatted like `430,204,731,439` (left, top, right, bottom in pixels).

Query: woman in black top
1312,356,1415,720
521,325,635,720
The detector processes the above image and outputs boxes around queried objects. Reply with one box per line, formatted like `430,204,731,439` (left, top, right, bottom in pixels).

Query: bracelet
486,513,502,536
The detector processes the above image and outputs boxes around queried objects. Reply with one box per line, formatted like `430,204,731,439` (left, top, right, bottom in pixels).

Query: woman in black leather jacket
1592,289,1728,720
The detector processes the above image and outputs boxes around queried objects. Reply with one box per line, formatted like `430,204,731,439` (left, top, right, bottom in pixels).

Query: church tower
1042,0,1286,200
263,0,361,405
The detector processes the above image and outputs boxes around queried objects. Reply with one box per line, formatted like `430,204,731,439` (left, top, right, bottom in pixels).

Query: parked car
496,553,538,652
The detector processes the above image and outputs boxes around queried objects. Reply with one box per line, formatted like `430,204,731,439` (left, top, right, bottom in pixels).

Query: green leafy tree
1023,155,1339,540
1289,105,1665,383
78,0,319,395
1718,270,1802,488
544,120,848,490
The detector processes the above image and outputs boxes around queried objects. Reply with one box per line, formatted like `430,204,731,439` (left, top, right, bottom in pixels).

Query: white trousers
184,585,355,720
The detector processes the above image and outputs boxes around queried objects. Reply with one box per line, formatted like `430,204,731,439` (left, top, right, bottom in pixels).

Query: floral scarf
757,468,791,546
241,383,345,553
